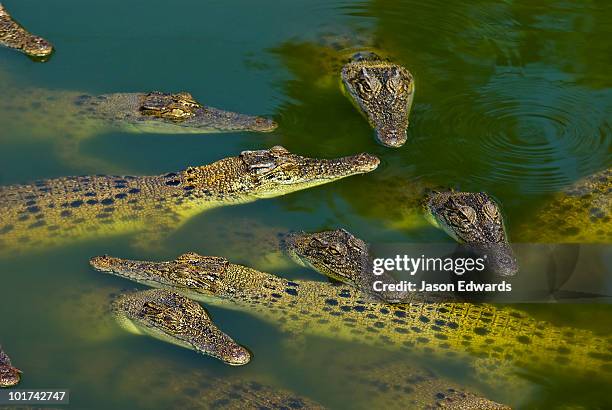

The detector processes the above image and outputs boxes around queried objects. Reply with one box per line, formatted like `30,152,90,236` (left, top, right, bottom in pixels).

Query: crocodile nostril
229,347,251,366
354,153,380,170
377,129,406,148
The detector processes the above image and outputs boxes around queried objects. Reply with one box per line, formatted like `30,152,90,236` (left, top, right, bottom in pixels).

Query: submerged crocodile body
519,167,611,243
116,357,327,410
0,3,53,59
69,339,326,409
57,282,505,409
333,361,508,409
126,357,507,410
301,343,509,410
0,146,378,256
0,87,277,170
90,250,612,394
0,345,21,388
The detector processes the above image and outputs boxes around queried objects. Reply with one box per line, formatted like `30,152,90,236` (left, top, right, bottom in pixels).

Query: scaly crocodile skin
90,252,612,391
519,168,611,243
0,3,52,58
0,147,378,255
0,345,21,388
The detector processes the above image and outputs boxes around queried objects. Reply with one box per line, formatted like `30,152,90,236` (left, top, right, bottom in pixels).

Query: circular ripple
412,66,612,194
472,66,611,192
331,1,611,194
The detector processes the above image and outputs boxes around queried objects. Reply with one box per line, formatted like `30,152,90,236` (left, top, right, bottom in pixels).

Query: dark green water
1,0,611,409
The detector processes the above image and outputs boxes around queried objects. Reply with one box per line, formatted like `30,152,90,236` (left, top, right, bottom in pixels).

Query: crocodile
54,282,505,409
518,167,611,243
0,146,378,256
61,329,326,409
270,34,413,148
113,289,251,366
89,250,612,395
331,362,508,409
0,345,21,388
0,87,277,170
281,227,410,302
423,191,518,276
112,356,327,410
48,286,325,407
0,3,53,60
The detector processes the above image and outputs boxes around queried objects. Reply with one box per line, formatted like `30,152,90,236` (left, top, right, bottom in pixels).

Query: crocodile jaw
0,4,54,59
179,106,278,133
245,151,381,199
0,364,21,388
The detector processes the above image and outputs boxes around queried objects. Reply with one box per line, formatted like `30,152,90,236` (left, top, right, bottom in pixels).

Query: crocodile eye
169,108,188,118
249,161,276,174
328,246,342,256
141,302,164,317
269,145,290,156
141,302,181,329
459,206,477,224
386,69,405,94
446,206,476,230
483,202,499,220
310,238,327,249
348,238,366,253
447,212,465,227
141,299,187,331
355,68,382,100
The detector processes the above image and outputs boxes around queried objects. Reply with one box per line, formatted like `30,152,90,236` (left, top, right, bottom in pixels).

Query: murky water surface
1,0,610,409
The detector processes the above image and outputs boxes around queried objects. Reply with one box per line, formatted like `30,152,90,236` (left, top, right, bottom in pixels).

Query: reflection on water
0,0,611,409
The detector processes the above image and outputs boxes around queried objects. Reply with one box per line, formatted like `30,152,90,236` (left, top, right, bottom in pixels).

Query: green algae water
0,0,611,409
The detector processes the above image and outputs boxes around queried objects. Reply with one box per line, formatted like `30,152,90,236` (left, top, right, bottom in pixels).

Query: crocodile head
11,32,53,59
0,364,20,388
112,289,250,366
91,253,257,304
283,229,370,286
0,349,21,388
17,34,52,59
0,4,54,59
77,91,277,134
341,54,414,148
176,146,379,200
424,191,518,277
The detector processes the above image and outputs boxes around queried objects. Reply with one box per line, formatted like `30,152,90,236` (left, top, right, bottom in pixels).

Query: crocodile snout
352,153,381,172
376,127,407,148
